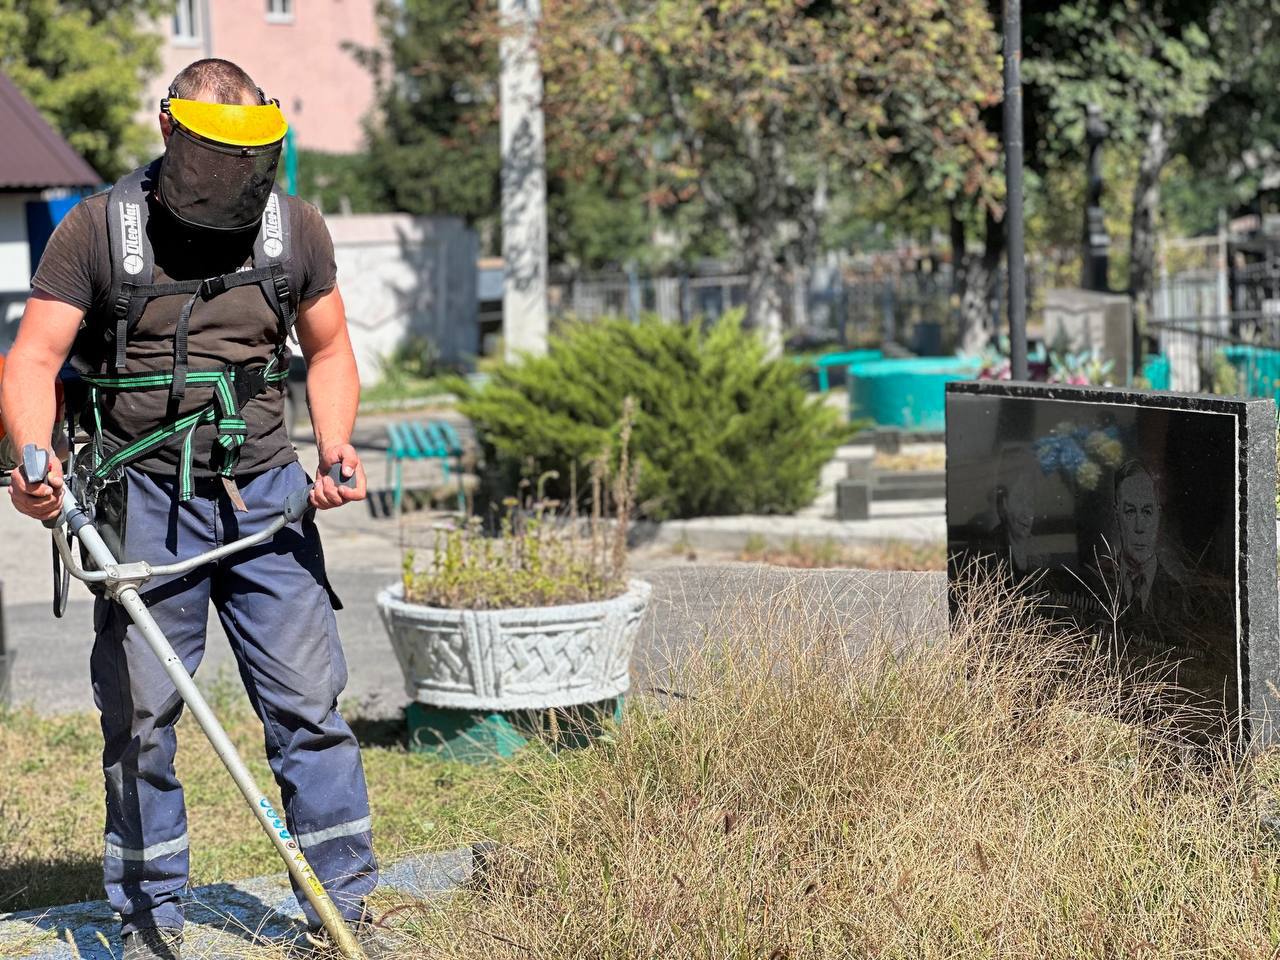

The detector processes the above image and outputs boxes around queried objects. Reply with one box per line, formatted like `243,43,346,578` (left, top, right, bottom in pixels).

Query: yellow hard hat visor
166,98,288,148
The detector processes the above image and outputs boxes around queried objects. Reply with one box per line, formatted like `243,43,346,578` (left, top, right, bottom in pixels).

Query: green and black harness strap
81,363,287,501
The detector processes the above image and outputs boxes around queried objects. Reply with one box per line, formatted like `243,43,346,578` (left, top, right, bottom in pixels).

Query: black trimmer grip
328,462,359,491
282,462,358,523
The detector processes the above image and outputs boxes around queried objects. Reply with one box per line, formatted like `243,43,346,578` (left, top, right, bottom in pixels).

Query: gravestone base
874,428,903,454
835,480,871,521
406,698,623,762
874,470,947,501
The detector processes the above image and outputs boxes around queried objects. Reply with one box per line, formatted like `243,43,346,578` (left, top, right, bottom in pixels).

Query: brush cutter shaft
51,464,354,586
33,454,367,960
53,514,290,585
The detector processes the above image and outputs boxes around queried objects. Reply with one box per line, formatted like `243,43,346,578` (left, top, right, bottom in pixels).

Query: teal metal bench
385,420,465,514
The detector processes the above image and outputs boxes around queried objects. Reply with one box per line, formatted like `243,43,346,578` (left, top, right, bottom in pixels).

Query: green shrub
456,312,849,520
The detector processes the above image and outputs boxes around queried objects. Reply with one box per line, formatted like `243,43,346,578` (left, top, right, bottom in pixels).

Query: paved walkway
0,849,475,960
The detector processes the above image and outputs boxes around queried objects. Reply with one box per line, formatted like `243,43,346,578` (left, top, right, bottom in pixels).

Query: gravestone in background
945,381,1278,747
1043,288,1134,384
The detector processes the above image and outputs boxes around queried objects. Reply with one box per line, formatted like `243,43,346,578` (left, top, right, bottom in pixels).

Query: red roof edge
0,70,100,191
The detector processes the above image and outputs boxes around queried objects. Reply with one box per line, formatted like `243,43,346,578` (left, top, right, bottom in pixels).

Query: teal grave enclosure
850,356,981,431
406,699,625,762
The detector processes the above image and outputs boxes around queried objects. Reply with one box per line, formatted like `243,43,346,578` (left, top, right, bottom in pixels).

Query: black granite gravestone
946,381,1278,747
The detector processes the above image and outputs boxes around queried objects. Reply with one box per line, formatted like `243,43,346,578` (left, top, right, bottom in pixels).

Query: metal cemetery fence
1151,228,1280,401
548,263,966,354
1149,312,1280,401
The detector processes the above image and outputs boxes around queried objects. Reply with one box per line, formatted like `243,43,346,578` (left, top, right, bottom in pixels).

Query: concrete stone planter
377,580,652,711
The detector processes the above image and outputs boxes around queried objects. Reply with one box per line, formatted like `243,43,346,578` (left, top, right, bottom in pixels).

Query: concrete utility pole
500,0,549,360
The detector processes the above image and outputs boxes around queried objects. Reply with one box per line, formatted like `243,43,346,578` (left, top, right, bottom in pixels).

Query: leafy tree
1024,0,1280,324
520,0,1003,347
349,0,501,235
1170,3,1280,231
0,0,165,180
351,0,656,266
547,161,653,271
293,149,394,215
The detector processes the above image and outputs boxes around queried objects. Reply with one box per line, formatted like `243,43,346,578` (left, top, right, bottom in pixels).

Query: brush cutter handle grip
20,444,57,529
21,444,48,485
282,463,357,524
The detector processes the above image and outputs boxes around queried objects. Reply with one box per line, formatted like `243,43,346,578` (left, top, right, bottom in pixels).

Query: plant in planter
377,403,651,760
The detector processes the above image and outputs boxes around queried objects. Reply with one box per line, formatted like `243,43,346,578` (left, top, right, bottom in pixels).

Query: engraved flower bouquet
1033,423,1125,492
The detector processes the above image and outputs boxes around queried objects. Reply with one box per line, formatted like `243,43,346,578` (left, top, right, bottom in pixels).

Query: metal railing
546,265,968,353
1148,312,1280,400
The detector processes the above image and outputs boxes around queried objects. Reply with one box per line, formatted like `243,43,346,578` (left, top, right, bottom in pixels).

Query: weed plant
402,402,636,609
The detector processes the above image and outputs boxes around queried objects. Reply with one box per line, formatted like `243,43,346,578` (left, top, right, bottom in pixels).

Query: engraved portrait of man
1114,459,1163,614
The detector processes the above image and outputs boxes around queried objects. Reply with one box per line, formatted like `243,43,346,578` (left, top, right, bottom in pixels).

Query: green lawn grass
0,678,513,914
359,374,453,409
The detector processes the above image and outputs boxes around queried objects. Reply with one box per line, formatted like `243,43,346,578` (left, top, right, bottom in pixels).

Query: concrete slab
0,849,473,960
633,505,946,554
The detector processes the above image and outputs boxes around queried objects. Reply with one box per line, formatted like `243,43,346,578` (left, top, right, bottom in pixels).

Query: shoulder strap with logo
104,162,158,371
252,188,296,347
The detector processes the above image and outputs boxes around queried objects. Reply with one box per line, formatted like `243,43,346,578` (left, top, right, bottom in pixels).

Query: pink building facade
144,0,380,154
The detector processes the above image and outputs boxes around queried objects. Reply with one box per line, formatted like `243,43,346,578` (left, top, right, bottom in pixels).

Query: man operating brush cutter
1,59,389,960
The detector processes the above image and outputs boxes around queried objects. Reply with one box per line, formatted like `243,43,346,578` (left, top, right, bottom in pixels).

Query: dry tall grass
386,577,1280,959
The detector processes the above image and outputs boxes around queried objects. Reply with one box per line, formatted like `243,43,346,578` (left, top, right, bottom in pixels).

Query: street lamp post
1004,0,1028,380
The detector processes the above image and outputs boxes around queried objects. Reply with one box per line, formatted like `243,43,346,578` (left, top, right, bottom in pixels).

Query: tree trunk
1129,117,1169,330
746,236,786,357
957,208,1004,355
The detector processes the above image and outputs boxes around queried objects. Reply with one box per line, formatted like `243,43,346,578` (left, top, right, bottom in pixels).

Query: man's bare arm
1,291,84,520
295,286,366,509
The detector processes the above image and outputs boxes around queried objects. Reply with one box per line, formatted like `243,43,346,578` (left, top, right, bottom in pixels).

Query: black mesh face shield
157,123,283,233
156,94,287,233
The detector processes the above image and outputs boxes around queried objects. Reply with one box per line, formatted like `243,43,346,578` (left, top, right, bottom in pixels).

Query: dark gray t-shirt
32,188,337,477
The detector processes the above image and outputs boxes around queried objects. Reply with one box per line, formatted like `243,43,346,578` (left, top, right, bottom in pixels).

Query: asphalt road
1,418,947,718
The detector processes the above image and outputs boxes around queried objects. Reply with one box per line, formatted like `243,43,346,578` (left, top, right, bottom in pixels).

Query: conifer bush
457,313,848,519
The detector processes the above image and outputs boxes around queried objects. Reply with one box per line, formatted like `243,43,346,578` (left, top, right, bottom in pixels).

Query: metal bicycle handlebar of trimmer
21,444,368,960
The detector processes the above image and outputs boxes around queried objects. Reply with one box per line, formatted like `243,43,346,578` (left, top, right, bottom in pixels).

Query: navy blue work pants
90,463,377,934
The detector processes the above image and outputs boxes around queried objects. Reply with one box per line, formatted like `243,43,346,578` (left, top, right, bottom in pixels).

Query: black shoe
122,927,184,960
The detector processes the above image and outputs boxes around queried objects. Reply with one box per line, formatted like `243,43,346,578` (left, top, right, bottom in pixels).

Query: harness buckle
230,364,269,409
200,275,228,300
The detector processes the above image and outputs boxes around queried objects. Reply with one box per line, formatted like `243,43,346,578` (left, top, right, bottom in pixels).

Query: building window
266,0,294,22
173,0,201,43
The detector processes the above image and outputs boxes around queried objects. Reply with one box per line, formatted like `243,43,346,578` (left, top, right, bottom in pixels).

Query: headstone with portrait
945,381,1278,747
